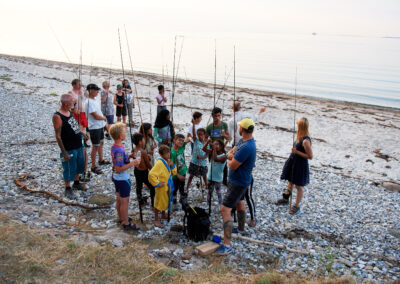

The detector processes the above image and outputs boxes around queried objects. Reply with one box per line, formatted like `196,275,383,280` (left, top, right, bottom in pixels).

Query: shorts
73,112,88,128
116,106,127,117
106,115,114,125
188,163,208,177
222,181,248,209
113,179,131,198
61,147,85,181
89,128,104,146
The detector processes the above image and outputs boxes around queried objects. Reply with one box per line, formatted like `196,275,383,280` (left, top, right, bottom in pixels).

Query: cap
86,83,100,91
238,118,255,130
117,84,123,90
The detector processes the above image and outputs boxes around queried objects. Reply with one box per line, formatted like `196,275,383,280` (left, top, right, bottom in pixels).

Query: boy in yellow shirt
149,145,177,227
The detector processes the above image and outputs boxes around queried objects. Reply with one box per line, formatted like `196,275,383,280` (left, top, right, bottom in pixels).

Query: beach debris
88,193,114,205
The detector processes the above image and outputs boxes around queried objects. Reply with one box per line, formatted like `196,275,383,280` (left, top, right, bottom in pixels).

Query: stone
383,182,400,193
88,193,115,205
112,239,124,248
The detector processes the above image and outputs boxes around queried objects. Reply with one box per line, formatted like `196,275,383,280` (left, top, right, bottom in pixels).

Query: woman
153,109,174,147
140,123,157,167
122,79,134,126
275,117,313,215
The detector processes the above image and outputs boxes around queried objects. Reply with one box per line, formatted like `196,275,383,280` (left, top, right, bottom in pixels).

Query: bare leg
117,116,121,122
91,145,99,169
154,208,162,227
186,175,194,191
202,175,208,189
123,116,127,124
221,205,233,246
116,193,122,221
286,182,294,194
98,141,104,162
294,186,303,207
64,180,71,187
83,148,88,172
236,200,246,231
120,196,130,225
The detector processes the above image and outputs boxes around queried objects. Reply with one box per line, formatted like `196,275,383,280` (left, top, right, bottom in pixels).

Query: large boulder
383,182,400,193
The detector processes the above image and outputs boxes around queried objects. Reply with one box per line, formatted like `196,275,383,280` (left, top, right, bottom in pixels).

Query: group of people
52,78,313,255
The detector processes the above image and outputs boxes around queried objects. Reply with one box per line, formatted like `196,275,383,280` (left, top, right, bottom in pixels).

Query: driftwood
14,173,111,210
232,234,310,256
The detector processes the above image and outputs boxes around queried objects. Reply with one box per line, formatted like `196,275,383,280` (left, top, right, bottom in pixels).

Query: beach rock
112,239,124,248
88,193,115,205
383,182,400,193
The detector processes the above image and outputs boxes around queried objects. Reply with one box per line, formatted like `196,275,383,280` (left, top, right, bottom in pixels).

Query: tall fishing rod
209,40,217,216
123,25,144,132
148,88,152,123
289,67,298,213
171,35,184,125
118,27,143,224
233,46,236,146
183,67,193,115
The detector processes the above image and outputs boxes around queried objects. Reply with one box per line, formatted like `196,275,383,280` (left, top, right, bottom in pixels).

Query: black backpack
183,205,211,242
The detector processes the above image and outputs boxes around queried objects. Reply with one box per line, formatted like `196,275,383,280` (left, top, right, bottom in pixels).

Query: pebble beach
0,53,399,282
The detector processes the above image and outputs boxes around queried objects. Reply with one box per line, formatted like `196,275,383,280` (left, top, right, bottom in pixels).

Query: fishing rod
171,35,184,125
289,67,298,213
123,25,144,132
233,46,236,146
118,27,143,224
148,88,152,123
183,67,193,115
209,39,217,216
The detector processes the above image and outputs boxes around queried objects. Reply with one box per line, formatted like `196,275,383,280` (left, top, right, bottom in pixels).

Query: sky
0,0,399,66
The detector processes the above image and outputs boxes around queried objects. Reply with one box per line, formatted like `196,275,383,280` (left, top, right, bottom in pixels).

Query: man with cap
85,84,110,174
216,118,257,255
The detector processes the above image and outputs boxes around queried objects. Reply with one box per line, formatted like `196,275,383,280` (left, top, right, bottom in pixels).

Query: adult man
69,79,90,147
156,85,167,114
101,80,114,139
52,94,87,199
216,118,257,255
206,107,230,185
229,100,266,146
229,100,265,227
86,84,110,174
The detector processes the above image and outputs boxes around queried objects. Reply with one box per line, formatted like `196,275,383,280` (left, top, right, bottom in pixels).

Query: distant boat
312,32,317,36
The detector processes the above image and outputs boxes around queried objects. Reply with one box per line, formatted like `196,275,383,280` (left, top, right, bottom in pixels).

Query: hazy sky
0,0,399,64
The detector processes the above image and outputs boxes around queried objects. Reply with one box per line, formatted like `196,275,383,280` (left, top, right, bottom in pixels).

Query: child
113,84,127,124
149,145,177,227
185,125,208,192
153,109,174,147
140,123,157,167
203,138,227,206
110,122,140,231
186,112,204,151
171,134,190,204
156,85,167,114
275,117,313,215
132,132,155,208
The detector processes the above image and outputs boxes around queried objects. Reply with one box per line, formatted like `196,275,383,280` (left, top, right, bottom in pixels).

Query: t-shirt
187,122,205,137
207,153,227,182
69,89,86,113
86,98,106,130
156,93,166,106
101,89,114,116
228,138,256,187
171,144,187,177
111,145,130,180
191,139,207,167
206,122,228,142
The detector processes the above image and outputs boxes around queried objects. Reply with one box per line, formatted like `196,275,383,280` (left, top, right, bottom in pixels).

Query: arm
163,94,167,102
52,114,69,160
101,91,108,104
202,139,212,154
90,111,107,121
149,162,164,188
113,94,117,106
213,152,226,163
192,121,197,140
142,150,153,170
156,95,162,105
228,157,242,171
293,139,313,160
114,159,139,173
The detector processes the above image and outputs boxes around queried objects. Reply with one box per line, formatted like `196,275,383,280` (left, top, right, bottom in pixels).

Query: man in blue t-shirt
216,118,257,255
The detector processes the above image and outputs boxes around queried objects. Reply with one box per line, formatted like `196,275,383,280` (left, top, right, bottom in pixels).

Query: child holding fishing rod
114,84,128,124
275,117,313,215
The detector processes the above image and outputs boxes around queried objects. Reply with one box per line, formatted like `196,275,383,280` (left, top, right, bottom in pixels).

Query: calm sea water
111,32,400,109
17,32,400,108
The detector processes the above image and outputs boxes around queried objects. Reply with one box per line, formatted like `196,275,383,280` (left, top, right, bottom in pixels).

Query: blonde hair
296,117,310,143
110,122,126,140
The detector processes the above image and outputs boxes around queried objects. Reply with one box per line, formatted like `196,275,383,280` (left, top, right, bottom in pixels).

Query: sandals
118,217,132,225
289,205,300,215
275,192,291,205
123,223,140,231
99,160,111,165
91,167,103,174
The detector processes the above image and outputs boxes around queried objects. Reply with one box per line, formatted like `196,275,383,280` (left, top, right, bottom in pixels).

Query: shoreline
1,52,399,113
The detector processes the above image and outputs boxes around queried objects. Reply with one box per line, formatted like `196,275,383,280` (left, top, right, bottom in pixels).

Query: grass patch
50,92,57,96
13,81,26,87
0,75,12,81
0,213,355,283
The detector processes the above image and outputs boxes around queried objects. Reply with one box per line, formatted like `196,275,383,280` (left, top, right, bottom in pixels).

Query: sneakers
72,181,87,191
79,172,91,182
122,223,140,231
65,187,75,199
215,244,233,255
